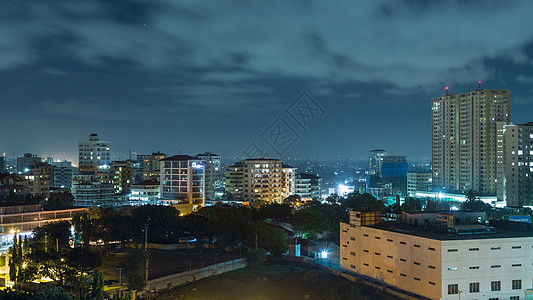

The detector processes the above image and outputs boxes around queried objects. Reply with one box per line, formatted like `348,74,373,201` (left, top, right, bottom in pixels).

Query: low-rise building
129,180,160,206
340,210,533,300
0,204,88,251
72,181,115,207
294,173,322,201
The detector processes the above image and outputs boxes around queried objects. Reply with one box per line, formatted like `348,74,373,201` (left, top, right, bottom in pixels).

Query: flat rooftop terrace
365,221,533,241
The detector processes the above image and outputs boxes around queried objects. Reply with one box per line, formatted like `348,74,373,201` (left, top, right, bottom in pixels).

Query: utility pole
116,267,124,299
44,233,48,252
144,224,149,281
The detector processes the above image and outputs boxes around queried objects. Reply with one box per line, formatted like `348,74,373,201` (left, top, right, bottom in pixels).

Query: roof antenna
445,86,449,96
477,80,482,90
179,146,183,155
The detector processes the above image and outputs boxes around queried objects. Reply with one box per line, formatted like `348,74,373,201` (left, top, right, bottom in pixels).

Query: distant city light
450,206,458,211
321,250,328,259
24,168,29,173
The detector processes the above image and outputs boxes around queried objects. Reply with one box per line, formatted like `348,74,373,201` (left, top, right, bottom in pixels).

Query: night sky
1,1,533,163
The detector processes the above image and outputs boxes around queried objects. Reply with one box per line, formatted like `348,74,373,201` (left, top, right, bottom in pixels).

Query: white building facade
340,211,533,300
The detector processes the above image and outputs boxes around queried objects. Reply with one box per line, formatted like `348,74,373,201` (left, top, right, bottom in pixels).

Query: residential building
129,180,160,206
0,174,29,200
294,173,322,201
223,158,283,204
72,180,115,207
160,155,205,206
407,172,432,196
369,149,387,177
111,161,135,194
432,89,510,194
340,210,533,300
24,162,54,197
16,153,42,173
224,163,244,199
52,161,75,189
78,133,111,174
497,121,533,207
281,164,296,200
139,151,167,181
196,152,223,200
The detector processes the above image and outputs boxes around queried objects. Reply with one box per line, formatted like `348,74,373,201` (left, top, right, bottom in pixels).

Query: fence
146,258,247,291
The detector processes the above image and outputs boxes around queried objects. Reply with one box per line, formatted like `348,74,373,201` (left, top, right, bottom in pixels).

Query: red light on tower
445,86,449,95
477,80,482,90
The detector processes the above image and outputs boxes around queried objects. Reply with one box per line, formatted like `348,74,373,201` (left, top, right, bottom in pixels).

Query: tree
255,202,292,220
461,190,491,213
92,208,132,254
341,193,386,212
33,287,75,300
33,221,71,250
251,222,288,256
91,271,105,300
283,194,302,207
401,197,422,212
46,191,74,207
65,248,102,287
293,202,348,239
119,249,147,291
72,207,102,248
8,234,22,284
131,205,183,244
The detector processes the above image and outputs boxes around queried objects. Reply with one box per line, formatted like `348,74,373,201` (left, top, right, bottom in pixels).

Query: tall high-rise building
78,133,111,174
497,122,533,207
0,156,5,173
432,89,510,194
368,149,387,177
160,155,205,206
196,152,223,200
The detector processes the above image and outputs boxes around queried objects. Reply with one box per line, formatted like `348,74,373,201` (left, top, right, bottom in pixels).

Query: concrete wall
146,258,247,291
341,223,442,299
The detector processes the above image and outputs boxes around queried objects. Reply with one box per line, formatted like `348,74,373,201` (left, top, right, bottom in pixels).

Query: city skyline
2,1,533,161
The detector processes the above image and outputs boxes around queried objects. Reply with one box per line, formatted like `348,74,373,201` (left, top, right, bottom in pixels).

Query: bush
246,249,267,266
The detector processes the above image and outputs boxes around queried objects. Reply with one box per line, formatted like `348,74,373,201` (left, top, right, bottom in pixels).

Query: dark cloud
1,0,533,161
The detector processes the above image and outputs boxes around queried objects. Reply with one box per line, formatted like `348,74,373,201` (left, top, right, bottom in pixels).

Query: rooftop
161,155,200,161
367,221,533,241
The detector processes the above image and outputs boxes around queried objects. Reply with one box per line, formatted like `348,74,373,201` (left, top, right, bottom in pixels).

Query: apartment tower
431,88,510,194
